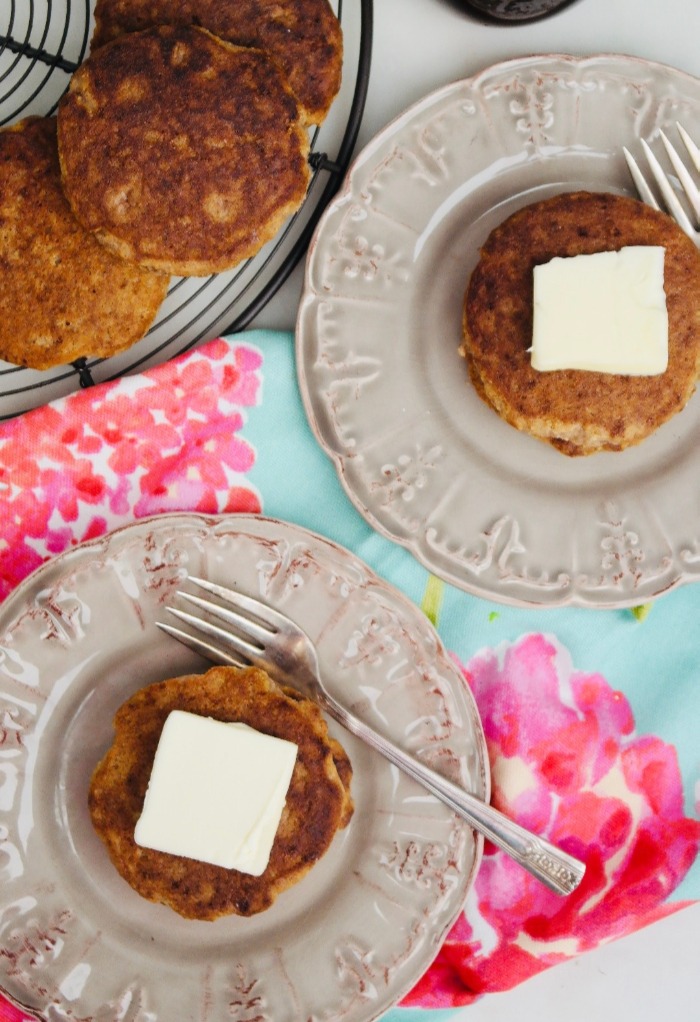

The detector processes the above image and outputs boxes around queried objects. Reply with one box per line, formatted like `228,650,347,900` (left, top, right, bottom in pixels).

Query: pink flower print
403,633,700,1007
0,340,262,602
134,409,258,517
0,1000,33,1022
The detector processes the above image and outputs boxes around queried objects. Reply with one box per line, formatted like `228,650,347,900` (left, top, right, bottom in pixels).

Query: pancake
88,665,354,919
461,191,700,455
57,25,311,276
0,116,168,370
90,0,343,126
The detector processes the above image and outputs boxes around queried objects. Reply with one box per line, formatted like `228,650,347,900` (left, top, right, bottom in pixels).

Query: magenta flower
405,633,699,1006
0,340,262,602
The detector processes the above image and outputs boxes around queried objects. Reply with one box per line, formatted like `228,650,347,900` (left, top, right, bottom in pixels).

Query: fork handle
323,693,585,896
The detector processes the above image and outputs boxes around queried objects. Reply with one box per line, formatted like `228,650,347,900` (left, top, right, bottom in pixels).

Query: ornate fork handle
322,688,585,897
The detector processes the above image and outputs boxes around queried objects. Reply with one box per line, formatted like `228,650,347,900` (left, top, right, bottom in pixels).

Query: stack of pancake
0,0,342,369
90,0,343,129
461,191,700,455
89,664,354,919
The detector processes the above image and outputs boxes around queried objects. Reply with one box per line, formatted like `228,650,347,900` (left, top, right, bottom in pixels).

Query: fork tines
623,121,700,242
157,609,248,668
158,576,271,669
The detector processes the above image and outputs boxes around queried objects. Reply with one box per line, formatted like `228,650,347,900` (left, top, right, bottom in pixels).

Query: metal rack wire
0,0,373,417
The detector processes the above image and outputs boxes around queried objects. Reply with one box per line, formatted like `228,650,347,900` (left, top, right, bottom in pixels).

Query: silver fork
623,122,700,245
158,576,586,897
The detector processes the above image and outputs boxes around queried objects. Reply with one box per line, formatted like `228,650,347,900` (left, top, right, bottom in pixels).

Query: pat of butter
531,246,668,375
134,710,298,875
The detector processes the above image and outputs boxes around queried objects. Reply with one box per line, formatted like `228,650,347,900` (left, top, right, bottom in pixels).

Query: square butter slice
134,710,298,875
531,245,668,375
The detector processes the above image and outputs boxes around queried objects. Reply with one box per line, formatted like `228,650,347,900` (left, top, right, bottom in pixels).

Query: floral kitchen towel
0,330,697,1021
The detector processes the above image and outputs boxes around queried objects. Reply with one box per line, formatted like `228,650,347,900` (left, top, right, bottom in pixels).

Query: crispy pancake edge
88,665,353,919
0,116,169,369
461,191,700,455
57,26,311,276
90,0,343,126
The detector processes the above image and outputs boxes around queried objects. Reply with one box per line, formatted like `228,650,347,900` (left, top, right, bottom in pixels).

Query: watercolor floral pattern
0,1003,26,1022
403,633,700,1007
0,339,261,602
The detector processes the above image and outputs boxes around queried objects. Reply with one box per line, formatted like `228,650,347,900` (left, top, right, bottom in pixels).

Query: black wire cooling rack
0,0,373,417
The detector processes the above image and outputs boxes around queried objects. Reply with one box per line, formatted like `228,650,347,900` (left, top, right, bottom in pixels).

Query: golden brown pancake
89,665,353,919
461,191,700,455
0,116,168,370
90,0,343,126
57,25,310,276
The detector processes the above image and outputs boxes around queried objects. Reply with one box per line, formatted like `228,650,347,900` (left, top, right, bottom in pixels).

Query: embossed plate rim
296,52,700,609
0,511,488,1022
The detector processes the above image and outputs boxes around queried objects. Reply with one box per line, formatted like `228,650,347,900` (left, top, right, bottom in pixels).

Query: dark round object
461,0,578,22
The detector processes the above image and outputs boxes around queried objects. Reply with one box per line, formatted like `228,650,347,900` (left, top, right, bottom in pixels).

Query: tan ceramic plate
297,53,700,608
0,513,488,1022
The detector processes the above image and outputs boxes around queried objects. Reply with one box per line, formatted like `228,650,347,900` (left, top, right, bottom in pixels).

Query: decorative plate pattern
296,53,700,608
0,512,488,1022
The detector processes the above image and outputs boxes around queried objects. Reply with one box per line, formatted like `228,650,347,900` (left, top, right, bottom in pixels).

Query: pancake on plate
461,190,700,455
57,25,311,276
0,116,169,370
90,0,343,126
89,664,354,919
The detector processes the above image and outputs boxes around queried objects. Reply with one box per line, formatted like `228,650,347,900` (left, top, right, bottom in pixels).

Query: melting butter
531,246,668,375
134,710,298,875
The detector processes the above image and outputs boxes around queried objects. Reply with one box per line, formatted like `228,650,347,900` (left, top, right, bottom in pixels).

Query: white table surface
253,1,700,1018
